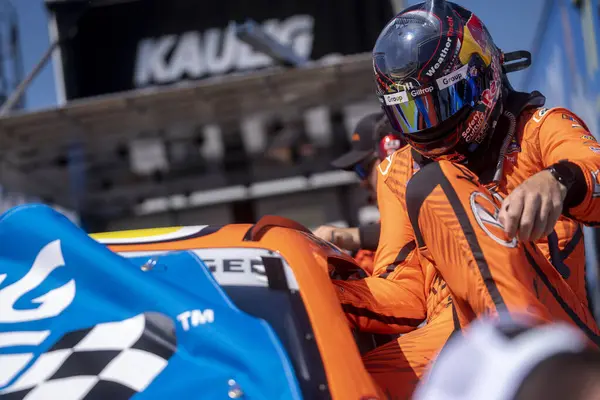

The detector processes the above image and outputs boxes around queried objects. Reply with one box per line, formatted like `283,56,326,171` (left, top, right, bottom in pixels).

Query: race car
0,204,385,399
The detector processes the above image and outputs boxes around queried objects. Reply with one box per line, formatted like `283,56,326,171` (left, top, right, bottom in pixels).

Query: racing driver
317,114,457,400
372,1,600,342
335,0,600,397
314,112,405,275
330,88,458,400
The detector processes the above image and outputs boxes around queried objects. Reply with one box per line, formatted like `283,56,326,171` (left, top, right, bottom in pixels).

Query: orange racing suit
386,106,600,338
333,160,456,398
353,222,382,275
354,249,376,275
334,102,600,398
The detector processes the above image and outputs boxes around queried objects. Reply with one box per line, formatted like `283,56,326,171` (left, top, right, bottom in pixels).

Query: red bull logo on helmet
482,59,501,107
459,14,492,66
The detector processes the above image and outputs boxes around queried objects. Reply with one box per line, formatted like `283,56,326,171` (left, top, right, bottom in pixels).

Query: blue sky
16,0,546,111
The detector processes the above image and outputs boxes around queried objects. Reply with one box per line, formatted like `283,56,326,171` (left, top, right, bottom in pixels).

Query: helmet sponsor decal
384,91,409,105
426,37,453,77
396,79,418,91
383,82,436,105
463,110,487,143
459,14,492,66
409,86,434,97
394,78,435,98
425,16,456,77
481,58,501,107
461,58,501,144
482,79,499,107
436,63,469,90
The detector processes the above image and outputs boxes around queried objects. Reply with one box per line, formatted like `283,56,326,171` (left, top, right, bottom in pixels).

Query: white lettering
410,86,434,97
204,22,237,75
384,91,409,105
177,310,191,331
436,64,469,90
167,32,206,81
177,309,215,331
463,111,487,143
134,15,315,86
134,35,177,86
426,36,452,77
191,309,214,326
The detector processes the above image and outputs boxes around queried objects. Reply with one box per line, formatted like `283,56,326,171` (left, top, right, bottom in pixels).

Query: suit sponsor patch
532,107,549,122
470,192,517,248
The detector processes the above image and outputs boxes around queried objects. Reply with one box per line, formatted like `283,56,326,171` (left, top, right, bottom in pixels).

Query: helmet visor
375,55,493,154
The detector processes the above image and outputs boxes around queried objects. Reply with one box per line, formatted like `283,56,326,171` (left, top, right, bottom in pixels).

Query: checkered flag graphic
0,312,177,400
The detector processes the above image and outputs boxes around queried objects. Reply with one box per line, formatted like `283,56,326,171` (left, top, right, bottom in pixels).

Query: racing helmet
373,0,504,161
374,113,405,161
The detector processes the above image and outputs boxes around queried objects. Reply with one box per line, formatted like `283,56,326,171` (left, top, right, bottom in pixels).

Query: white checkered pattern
0,312,176,400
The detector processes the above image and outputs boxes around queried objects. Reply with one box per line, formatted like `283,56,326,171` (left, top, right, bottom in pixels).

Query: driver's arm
536,108,600,225
358,222,380,251
333,157,427,334
333,261,425,334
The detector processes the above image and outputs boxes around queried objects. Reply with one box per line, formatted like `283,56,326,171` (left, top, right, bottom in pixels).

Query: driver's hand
313,226,361,252
498,169,567,241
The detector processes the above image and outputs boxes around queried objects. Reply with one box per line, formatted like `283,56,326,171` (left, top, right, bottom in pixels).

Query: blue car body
0,204,302,399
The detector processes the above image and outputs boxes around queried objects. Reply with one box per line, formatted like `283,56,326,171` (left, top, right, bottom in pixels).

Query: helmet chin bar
501,50,532,74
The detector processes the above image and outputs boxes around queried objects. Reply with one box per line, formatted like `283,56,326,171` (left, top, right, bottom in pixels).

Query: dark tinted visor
376,54,493,131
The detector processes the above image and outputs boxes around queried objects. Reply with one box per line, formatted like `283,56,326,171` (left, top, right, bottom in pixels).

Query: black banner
48,0,393,100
